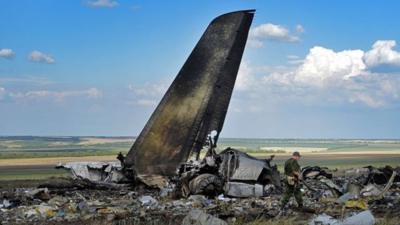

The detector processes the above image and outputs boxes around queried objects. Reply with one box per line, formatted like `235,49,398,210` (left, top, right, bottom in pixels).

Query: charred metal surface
125,10,255,176
178,147,281,197
218,148,282,188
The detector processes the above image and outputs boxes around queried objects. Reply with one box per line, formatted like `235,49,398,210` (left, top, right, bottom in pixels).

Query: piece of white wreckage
56,161,128,183
309,210,375,225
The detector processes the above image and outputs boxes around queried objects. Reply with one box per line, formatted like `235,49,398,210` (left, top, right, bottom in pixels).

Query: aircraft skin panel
189,12,255,155
125,10,255,176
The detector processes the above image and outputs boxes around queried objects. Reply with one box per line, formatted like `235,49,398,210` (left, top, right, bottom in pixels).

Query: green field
217,138,400,153
0,136,133,159
2,137,400,159
0,169,69,180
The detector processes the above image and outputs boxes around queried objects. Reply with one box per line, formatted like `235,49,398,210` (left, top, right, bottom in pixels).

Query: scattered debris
302,166,333,179
25,188,51,201
344,199,369,210
1,164,400,224
360,184,381,197
139,195,158,207
56,161,128,183
1,199,11,208
335,193,354,204
225,182,264,197
181,209,228,225
365,166,400,185
179,148,281,197
310,210,375,225
343,210,376,225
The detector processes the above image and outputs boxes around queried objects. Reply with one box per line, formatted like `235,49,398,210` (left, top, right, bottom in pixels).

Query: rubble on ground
1,165,400,224
181,209,228,225
309,210,375,225
56,161,127,183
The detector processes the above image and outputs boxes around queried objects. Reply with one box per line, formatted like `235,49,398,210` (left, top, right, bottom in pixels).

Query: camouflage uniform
281,158,303,208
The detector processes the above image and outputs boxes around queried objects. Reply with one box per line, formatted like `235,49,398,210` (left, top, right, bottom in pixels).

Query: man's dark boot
294,203,303,211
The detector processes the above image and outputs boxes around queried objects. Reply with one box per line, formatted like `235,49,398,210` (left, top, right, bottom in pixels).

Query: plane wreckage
59,10,282,197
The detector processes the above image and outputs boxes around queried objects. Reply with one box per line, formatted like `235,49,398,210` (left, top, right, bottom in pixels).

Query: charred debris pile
1,164,400,224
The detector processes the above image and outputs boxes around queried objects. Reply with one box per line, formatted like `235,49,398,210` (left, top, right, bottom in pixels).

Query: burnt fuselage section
179,148,281,197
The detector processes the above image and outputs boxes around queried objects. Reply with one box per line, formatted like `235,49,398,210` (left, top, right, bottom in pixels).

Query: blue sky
1,0,400,138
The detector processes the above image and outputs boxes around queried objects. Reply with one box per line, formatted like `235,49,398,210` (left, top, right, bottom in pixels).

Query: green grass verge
0,169,69,180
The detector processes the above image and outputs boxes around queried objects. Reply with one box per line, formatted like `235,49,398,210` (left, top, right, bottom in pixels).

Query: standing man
281,151,303,209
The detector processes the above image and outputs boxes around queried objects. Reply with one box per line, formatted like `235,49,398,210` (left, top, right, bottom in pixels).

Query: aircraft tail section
125,10,255,176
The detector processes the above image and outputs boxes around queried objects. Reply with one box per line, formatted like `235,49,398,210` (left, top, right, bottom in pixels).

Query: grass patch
0,169,69,180
375,216,400,225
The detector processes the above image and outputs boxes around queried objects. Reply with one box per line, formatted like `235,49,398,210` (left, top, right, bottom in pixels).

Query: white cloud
236,61,256,91
0,49,15,59
288,59,304,65
247,39,264,49
136,99,157,107
28,50,55,64
349,92,385,108
128,82,168,98
237,40,400,108
363,40,400,67
248,23,302,48
296,24,305,33
0,87,5,100
0,77,53,86
128,81,170,107
287,55,304,65
87,0,118,8
86,88,103,98
287,55,300,60
250,23,294,41
294,46,366,85
10,88,102,102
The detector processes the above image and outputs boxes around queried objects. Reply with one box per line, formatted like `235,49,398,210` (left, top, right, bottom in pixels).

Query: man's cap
292,151,301,157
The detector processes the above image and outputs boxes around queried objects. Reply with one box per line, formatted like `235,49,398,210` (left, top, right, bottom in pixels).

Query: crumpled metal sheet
342,210,375,225
360,184,381,197
320,177,344,194
124,10,255,176
58,161,123,182
136,174,169,188
309,210,375,225
182,209,227,225
302,166,333,179
225,182,264,197
230,155,265,181
219,148,278,183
